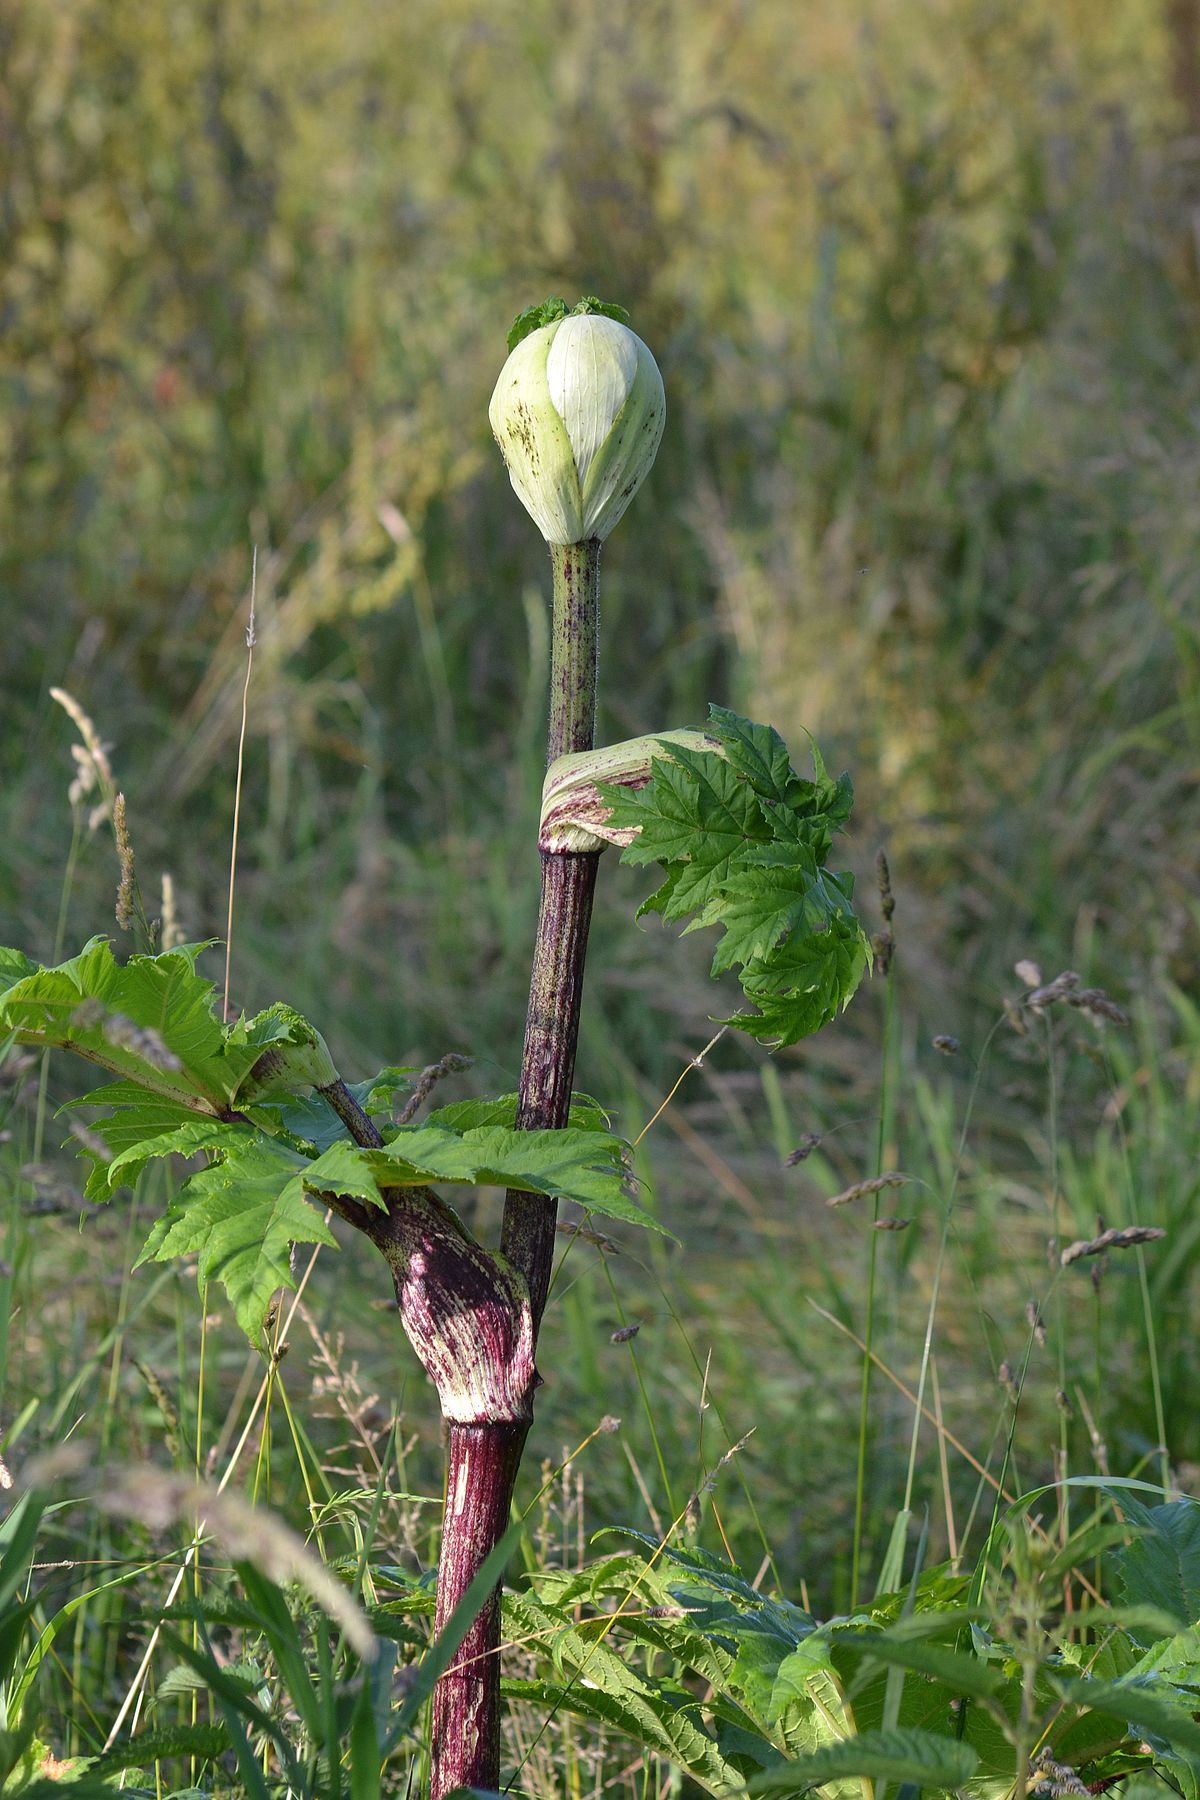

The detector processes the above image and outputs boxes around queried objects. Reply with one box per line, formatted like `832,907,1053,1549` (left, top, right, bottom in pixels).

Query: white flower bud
489,314,666,545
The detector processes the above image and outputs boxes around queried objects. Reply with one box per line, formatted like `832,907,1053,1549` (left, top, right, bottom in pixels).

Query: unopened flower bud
489,311,666,545
237,1003,339,1098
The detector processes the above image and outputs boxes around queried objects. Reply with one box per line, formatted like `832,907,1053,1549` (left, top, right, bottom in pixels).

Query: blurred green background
3,0,1199,1608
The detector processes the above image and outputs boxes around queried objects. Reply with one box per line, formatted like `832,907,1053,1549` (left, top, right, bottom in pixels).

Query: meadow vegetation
1,0,1199,1790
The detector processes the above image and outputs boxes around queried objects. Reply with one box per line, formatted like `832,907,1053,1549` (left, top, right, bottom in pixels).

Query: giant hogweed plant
0,299,870,1796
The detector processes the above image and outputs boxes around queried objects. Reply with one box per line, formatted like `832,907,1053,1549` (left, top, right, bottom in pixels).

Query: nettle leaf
1053,1673,1200,1760
503,1592,742,1794
0,947,39,998
599,707,870,1047
1115,1497,1200,1629
746,1725,979,1794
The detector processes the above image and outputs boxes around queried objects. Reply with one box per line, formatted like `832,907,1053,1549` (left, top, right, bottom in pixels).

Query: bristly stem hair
223,547,258,1025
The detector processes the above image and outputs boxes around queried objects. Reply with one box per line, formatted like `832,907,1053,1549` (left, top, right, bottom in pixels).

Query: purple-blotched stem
500,850,598,1325
430,1419,529,1789
501,537,602,1322
428,537,602,1798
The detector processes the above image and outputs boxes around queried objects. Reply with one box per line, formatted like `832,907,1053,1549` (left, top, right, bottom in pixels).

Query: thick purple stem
501,537,603,1325
421,538,603,1798
430,1419,530,1790
500,849,598,1326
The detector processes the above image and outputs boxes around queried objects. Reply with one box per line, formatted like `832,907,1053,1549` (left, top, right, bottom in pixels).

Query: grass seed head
827,1171,907,1208
1061,1224,1166,1266
113,793,136,930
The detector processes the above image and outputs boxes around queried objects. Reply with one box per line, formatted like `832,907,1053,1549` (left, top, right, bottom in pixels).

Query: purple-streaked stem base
430,1418,530,1794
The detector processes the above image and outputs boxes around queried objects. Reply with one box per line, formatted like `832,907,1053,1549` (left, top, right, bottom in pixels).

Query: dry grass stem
555,1219,621,1253
159,872,184,949
49,686,116,829
223,547,257,1024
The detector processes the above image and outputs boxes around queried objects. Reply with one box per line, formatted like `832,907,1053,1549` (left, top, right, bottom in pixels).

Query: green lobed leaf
730,914,871,1045
572,295,632,324
706,705,797,803
709,848,857,976
709,706,854,827
425,1092,611,1133
599,709,870,1048
609,738,771,890
0,938,263,1108
62,1081,209,1200
252,1067,416,1154
126,1104,658,1342
360,1123,668,1236
136,1137,337,1344
0,947,39,999
106,1120,266,1192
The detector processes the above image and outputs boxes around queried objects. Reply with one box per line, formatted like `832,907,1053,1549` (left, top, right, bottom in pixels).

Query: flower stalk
502,538,603,1324
424,538,604,1799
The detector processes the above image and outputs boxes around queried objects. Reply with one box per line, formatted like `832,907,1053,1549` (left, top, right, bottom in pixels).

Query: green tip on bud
489,309,666,546
540,731,720,853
